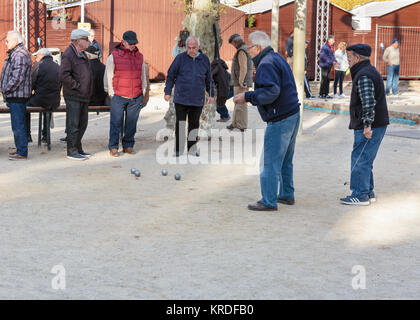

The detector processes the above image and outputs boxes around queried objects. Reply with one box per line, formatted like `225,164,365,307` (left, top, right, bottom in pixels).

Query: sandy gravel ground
0,96,419,299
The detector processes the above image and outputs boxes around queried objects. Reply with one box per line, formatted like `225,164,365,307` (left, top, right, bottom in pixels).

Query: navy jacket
319,43,336,68
245,47,300,123
164,51,214,107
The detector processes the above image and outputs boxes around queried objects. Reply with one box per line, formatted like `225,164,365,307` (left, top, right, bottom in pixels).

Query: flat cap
346,44,371,57
228,33,242,43
71,29,91,40
123,31,138,45
32,48,51,56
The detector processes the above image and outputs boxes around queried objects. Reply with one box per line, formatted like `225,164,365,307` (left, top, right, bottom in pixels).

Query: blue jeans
350,125,387,197
216,105,230,119
386,65,400,95
109,95,143,150
260,112,300,208
9,102,28,157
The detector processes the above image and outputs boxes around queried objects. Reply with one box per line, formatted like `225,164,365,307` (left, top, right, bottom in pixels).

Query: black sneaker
67,153,87,161
79,151,92,158
28,135,33,143
340,195,370,206
60,137,67,142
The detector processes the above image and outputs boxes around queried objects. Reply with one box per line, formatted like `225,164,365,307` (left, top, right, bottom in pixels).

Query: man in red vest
104,30,149,157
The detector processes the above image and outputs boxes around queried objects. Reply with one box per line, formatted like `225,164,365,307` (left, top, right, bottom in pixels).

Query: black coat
211,59,229,107
60,44,93,102
28,55,61,110
88,58,108,106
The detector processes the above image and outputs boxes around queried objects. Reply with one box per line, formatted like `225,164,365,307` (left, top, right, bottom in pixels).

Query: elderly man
104,30,149,157
26,48,61,143
383,38,400,95
227,33,253,131
85,45,107,106
340,44,389,206
1,31,32,160
164,36,214,157
88,29,102,59
234,31,300,211
60,29,93,161
319,35,337,99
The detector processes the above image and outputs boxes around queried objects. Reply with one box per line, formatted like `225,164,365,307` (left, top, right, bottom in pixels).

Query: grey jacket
231,43,253,87
1,43,32,101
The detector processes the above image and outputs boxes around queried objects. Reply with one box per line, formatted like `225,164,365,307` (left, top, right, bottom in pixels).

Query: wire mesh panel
375,26,420,79
314,0,329,81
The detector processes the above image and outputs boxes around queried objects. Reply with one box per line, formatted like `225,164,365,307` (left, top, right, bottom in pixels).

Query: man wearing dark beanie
340,44,389,206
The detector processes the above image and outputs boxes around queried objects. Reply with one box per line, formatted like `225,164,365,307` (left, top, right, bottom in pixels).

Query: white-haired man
1,31,32,160
164,36,214,157
234,31,300,211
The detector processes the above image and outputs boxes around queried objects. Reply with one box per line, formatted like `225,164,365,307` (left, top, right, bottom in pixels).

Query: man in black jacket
85,45,107,106
60,29,93,161
340,44,389,206
26,48,61,143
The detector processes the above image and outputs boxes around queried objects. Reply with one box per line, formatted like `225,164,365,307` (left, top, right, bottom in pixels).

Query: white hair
248,31,271,49
7,30,23,44
186,36,200,47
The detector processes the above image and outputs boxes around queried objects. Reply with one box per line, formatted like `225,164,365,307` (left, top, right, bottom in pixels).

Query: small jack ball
174,173,181,180
162,169,168,176
135,170,141,177
131,168,137,174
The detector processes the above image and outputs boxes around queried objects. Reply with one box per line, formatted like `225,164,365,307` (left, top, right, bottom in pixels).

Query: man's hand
164,95,171,102
364,126,372,139
388,62,393,67
233,92,246,104
207,97,215,104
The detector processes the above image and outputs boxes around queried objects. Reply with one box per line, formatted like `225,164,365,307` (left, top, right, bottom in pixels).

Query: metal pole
271,0,280,52
81,0,85,23
293,0,307,134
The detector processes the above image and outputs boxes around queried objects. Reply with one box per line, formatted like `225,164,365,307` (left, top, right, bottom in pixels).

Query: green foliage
246,14,255,28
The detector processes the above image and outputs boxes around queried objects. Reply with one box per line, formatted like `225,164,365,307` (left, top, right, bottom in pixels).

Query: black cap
228,33,241,43
123,30,138,45
85,45,98,55
346,44,371,57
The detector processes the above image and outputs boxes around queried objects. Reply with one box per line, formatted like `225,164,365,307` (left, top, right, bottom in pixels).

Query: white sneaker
340,94,346,98
334,93,340,98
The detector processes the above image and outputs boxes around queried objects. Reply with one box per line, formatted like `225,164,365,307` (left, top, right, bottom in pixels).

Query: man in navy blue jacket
164,36,214,156
234,31,300,211
319,35,337,98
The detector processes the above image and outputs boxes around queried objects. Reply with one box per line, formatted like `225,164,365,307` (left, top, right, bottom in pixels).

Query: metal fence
375,25,420,78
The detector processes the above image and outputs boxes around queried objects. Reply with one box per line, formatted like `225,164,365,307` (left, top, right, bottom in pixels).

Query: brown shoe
109,148,119,157
248,201,277,211
123,147,135,155
9,153,28,161
227,124,235,130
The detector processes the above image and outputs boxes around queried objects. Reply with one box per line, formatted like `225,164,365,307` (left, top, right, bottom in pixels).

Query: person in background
319,35,337,99
285,31,294,69
383,38,400,95
85,45,107,106
1,31,32,160
26,48,61,143
334,42,349,98
304,40,314,99
88,29,102,59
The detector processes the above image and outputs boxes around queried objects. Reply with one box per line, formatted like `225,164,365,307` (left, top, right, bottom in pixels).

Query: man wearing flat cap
104,30,149,157
383,38,400,95
60,29,93,161
340,44,389,206
226,33,253,131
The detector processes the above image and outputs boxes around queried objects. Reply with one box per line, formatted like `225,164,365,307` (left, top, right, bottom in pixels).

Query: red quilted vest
112,43,143,98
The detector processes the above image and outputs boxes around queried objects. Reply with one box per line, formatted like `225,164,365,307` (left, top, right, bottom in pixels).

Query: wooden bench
0,105,111,151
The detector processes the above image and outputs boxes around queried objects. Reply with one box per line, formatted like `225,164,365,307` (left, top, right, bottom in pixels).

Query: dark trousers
26,112,50,138
175,103,203,154
65,97,88,156
319,67,331,96
334,70,345,95
304,74,313,98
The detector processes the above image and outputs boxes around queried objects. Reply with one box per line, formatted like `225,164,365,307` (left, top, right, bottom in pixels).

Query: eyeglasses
247,45,257,50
